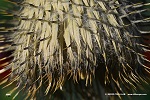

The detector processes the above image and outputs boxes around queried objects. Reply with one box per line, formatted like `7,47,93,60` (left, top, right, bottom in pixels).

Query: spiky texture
0,0,14,75
0,0,150,99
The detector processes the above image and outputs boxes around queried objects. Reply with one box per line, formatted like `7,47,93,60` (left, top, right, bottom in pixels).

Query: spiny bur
0,0,150,100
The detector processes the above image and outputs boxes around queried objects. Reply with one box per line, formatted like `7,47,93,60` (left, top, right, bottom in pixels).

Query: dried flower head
0,0,150,99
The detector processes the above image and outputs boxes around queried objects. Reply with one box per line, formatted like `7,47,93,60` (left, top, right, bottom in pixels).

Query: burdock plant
0,0,150,100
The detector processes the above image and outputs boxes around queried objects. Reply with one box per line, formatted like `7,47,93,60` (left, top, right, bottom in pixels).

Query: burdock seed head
0,0,150,99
